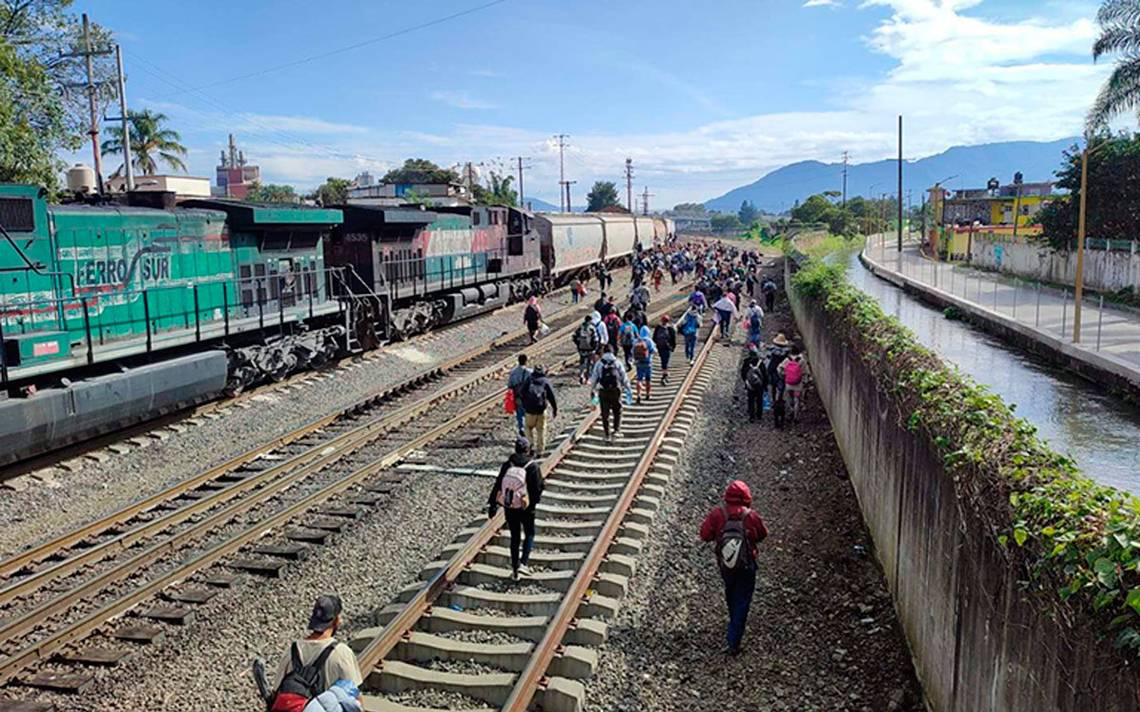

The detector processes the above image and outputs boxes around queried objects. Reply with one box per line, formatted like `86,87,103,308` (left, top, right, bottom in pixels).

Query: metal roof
338,204,436,229
180,199,342,228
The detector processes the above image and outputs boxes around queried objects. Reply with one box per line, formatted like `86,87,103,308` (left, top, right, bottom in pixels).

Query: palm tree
1088,0,1140,130
101,110,189,176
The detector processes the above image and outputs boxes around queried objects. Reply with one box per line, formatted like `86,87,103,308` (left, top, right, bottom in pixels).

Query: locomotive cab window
472,212,480,226
0,197,35,233
508,235,524,256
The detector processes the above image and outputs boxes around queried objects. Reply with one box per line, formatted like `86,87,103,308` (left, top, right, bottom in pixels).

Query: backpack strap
310,640,340,692
290,642,303,674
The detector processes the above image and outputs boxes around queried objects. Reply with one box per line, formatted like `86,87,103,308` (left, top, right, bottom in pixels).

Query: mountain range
704,137,1079,213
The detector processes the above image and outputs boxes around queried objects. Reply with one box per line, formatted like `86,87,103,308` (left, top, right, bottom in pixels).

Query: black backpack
599,360,621,390
716,507,754,575
521,377,548,413
574,324,597,353
745,365,766,391
270,641,338,712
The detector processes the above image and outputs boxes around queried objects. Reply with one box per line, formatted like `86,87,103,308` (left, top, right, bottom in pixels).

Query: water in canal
840,249,1140,496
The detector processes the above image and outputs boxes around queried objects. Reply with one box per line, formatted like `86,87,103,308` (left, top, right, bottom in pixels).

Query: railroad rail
348,324,717,712
0,274,600,482
0,284,691,695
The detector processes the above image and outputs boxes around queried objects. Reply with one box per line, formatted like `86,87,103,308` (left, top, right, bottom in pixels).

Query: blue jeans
571,290,580,304
723,565,756,651
515,405,525,434
716,309,731,337
684,333,697,360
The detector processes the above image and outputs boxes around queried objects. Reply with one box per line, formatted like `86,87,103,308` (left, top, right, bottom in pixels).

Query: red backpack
270,642,338,712
784,359,803,386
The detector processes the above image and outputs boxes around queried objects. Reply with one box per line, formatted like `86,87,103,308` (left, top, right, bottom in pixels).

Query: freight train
0,181,673,464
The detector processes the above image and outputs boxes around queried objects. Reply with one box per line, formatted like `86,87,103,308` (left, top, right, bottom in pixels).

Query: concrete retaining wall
786,259,1140,712
971,234,1140,294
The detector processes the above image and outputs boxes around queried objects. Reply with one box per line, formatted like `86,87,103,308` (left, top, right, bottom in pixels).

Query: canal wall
970,233,1140,294
786,257,1140,712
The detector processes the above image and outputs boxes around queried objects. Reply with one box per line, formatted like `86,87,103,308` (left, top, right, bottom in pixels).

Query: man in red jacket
699,479,768,654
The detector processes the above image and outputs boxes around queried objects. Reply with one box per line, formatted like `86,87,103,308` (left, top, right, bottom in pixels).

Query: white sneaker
511,568,520,581
517,564,531,577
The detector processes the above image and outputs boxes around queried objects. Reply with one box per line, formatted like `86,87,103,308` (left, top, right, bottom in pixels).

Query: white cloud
429,90,498,110
804,0,842,7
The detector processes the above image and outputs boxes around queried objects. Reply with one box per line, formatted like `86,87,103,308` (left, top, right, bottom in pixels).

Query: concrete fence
969,234,1140,294
786,259,1140,712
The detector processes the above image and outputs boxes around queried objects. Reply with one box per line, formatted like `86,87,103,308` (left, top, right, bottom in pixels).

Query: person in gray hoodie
589,345,632,441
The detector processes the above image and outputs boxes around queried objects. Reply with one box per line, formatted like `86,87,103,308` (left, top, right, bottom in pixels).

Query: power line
157,0,509,98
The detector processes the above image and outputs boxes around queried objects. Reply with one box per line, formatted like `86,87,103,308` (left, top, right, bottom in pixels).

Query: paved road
864,237,1140,374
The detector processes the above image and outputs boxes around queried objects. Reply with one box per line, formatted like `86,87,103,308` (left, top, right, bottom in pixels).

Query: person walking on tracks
699,480,768,655
507,354,531,436
633,325,657,402
653,315,677,385
590,345,632,442
573,316,600,384
524,296,543,343
678,305,702,365
766,333,791,428
488,436,544,580
520,365,558,456
267,595,363,711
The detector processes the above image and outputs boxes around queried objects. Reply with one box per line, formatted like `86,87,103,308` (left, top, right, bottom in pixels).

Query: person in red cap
699,480,768,654
652,315,677,384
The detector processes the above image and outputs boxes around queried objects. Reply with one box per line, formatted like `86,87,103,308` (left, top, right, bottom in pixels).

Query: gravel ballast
584,263,924,711
1,347,598,711
0,283,599,558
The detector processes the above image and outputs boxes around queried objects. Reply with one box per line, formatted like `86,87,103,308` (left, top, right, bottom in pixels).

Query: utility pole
897,115,904,252
515,156,531,209
641,186,653,216
562,180,577,213
625,158,634,212
65,14,114,195
554,134,569,211
111,44,133,191
466,162,475,195
841,151,848,209
1073,146,1091,343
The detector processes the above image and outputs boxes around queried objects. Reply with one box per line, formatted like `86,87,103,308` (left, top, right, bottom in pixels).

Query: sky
68,0,1121,208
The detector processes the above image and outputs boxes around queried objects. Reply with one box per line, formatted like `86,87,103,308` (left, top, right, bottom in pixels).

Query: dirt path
586,257,924,711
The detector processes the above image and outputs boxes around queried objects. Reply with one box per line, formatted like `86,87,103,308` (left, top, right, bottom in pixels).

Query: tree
310,177,351,206
1087,0,1140,130
101,110,187,176
1036,132,1140,249
710,212,742,233
0,0,115,191
382,158,459,185
0,39,71,188
673,202,707,213
738,200,758,226
472,171,518,206
586,181,621,212
1,1,117,138
245,182,298,204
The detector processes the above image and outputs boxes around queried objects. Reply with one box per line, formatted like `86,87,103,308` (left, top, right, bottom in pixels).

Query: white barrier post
1062,289,1069,339
1035,283,1041,327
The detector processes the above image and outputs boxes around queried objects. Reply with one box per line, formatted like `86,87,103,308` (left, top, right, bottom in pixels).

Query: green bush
790,255,1140,656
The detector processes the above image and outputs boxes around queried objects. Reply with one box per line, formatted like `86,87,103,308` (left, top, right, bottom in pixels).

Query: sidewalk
862,235,1140,394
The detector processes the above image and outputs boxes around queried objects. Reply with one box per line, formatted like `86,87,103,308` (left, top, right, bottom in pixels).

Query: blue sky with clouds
72,0,1117,207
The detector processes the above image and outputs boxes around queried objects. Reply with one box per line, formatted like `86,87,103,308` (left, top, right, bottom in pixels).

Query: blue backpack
680,312,699,336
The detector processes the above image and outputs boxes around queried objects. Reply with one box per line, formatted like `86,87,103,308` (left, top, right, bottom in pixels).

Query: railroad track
0,276,600,483
346,325,718,712
0,285,690,697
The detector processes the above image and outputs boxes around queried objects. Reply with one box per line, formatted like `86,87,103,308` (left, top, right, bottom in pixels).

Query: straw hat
772,333,790,347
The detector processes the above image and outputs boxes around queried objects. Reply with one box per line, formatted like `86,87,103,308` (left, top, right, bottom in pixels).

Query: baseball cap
308,595,343,632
